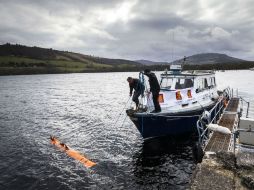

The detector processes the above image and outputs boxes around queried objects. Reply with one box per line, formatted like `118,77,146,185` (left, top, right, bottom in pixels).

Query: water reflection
133,136,196,189
0,71,253,189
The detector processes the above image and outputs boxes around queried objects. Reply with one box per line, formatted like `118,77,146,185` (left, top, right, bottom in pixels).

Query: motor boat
126,65,221,139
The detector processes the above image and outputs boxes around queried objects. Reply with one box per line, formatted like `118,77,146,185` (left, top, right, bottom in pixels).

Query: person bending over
127,77,145,110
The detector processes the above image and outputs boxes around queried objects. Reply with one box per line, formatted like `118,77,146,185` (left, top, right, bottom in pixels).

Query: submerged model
126,65,220,139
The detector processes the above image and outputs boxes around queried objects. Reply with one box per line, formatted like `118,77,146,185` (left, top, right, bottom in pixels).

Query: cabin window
196,78,208,91
208,77,216,87
208,78,213,87
197,79,203,90
204,78,208,88
213,77,216,86
184,78,194,88
175,78,194,89
160,78,173,89
196,77,214,92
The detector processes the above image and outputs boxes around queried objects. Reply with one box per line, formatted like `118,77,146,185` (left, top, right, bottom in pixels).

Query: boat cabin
146,65,218,113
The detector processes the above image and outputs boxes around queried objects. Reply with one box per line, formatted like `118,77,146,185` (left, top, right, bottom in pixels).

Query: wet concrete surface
236,148,254,189
190,150,254,190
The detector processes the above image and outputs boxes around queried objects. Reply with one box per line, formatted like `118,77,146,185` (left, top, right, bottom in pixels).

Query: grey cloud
129,14,190,31
0,0,254,61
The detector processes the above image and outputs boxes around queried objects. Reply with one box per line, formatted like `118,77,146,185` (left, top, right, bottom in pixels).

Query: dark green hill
171,53,248,65
0,43,142,75
0,43,56,60
1,43,254,75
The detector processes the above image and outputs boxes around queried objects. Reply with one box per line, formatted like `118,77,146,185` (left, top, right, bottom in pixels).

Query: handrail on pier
196,87,232,147
239,97,250,118
196,87,251,154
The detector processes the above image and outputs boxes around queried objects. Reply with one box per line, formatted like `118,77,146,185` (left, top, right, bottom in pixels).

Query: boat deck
205,98,240,152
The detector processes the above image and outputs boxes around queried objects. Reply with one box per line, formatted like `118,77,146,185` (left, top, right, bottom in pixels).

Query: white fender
207,123,231,134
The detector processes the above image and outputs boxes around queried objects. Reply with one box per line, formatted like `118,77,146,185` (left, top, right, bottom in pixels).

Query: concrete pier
190,97,254,189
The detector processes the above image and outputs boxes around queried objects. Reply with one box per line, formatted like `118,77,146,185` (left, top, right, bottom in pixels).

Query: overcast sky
0,0,254,62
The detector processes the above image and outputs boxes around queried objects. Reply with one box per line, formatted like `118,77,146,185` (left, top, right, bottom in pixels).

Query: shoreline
0,67,253,76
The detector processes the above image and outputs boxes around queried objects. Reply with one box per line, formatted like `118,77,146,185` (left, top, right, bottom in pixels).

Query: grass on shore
0,56,115,75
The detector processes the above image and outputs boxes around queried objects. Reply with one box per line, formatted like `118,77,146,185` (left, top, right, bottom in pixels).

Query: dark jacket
129,78,145,94
145,72,160,92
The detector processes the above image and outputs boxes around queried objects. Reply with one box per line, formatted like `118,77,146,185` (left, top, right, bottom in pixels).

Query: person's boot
135,103,139,111
151,109,161,113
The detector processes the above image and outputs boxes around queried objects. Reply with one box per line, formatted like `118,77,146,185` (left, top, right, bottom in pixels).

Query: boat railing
196,87,251,150
196,87,232,147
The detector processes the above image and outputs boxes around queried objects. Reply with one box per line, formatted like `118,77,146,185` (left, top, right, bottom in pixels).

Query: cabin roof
161,70,215,77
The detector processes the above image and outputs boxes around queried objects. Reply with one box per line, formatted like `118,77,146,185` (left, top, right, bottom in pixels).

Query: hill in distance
171,53,248,65
0,43,142,75
135,59,169,65
0,43,254,75
137,53,248,65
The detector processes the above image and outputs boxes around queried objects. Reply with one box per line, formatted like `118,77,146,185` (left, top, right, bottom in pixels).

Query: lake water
0,70,253,190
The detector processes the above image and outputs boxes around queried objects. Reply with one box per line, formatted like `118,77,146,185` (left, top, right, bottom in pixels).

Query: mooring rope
119,113,129,129
112,96,132,128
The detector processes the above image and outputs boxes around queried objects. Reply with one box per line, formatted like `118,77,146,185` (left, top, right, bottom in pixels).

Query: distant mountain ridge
0,43,144,75
0,43,140,66
171,53,247,65
0,43,253,76
0,43,249,66
135,59,169,65
136,53,248,65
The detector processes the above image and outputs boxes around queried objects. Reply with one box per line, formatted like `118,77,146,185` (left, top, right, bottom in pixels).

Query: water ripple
0,71,253,189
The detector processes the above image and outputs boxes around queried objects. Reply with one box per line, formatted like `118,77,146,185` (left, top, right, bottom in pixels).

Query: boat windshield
175,78,194,89
160,77,173,89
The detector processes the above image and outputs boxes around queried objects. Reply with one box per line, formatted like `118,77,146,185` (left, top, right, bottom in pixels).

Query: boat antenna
169,30,175,63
